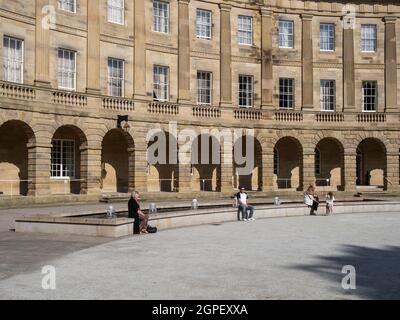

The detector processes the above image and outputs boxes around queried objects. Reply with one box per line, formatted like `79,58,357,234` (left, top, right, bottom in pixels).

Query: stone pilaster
128,147,136,192
35,0,51,87
384,17,398,112
302,151,315,190
261,9,274,110
220,138,233,193
133,0,149,101
386,152,400,192
178,138,192,193
343,25,356,111
261,149,274,192
86,0,101,95
219,4,232,107
178,0,191,103
301,14,313,110
343,152,357,192
134,144,148,192
27,142,51,196
80,147,102,195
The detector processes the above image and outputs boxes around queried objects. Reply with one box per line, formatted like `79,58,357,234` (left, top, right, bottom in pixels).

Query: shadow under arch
147,131,178,192
0,120,36,196
274,136,303,191
233,135,262,191
356,137,387,189
315,137,345,191
191,134,221,192
101,128,135,193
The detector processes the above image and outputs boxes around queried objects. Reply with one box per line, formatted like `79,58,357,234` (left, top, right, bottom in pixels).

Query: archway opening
191,134,221,192
0,120,35,196
50,125,87,195
356,138,386,188
315,138,344,190
274,137,303,191
101,129,134,193
233,136,262,191
147,131,178,192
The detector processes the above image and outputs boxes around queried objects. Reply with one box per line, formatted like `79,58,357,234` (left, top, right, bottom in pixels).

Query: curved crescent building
0,0,399,205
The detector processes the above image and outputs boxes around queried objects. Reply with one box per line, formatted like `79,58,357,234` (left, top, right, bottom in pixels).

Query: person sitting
128,191,149,234
304,185,319,216
236,186,255,222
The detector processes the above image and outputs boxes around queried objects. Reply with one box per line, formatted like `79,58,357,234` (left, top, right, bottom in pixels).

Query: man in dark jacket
128,191,148,234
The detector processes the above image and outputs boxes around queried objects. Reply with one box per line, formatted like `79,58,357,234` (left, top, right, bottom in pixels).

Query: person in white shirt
236,186,255,221
325,192,335,215
304,185,319,216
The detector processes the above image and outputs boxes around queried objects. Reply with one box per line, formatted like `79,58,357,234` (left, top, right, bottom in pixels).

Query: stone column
178,0,191,103
261,149,274,192
178,138,192,193
386,152,400,192
343,25,356,111
134,144,148,193
385,17,398,112
261,9,274,110
128,147,136,192
35,0,51,87
27,142,51,196
219,4,232,107
86,0,101,95
343,152,357,192
302,151,315,190
133,0,149,101
80,146,102,195
301,14,314,110
220,138,233,193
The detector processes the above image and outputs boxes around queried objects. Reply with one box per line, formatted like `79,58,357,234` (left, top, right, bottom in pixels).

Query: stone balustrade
315,112,345,122
274,111,304,122
193,106,221,118
0,81,36,100
148,102,179,115
357,113,386,123
53,91,87,107
234,108,263,120
103,97,135,112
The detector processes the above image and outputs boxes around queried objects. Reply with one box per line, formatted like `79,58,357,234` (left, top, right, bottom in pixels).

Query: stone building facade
0,0,399,205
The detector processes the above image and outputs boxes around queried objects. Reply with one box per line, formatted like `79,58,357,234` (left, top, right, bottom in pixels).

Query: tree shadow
288,245,400,300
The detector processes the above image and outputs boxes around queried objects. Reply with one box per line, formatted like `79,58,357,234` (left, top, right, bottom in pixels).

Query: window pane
239,75,253,107
238,16,253,45
58,49,76,91
197,71,212,105
320,23,335,51
361,25,377,52
51,140,75,178
153,65,169,101
58,0,76,12
362,81,377,112
320,80,335,111
279,20,294,48
108,0,124,24
108,58,124,97
153,0,169,33
279,78,294,110
196,9,212,39
3,36,23,83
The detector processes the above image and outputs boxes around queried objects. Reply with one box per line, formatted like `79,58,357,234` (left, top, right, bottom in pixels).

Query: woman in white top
304,185,319,216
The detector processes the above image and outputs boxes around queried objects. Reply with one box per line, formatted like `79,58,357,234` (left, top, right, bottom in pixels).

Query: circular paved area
1,211,400,300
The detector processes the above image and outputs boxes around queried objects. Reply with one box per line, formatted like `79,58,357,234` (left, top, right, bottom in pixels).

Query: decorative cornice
384,16,397,24
219,3,232,12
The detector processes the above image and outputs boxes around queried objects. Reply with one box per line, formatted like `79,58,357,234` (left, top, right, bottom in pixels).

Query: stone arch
191,133,221,192
233,135,263,191
356,137,387,189
0,120,36,196
147,130,179,192
50,125,88,195
273,136,303,191
315,137,345,190
101,128,135,193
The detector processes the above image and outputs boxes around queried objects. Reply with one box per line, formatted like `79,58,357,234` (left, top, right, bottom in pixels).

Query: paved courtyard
0,211,400,300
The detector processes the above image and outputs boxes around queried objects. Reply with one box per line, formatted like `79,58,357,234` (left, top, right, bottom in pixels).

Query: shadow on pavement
288,244,400,300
